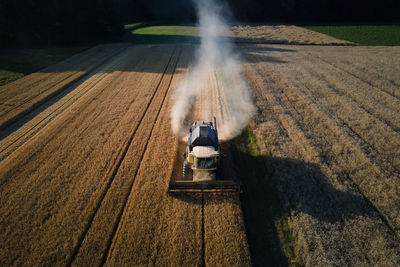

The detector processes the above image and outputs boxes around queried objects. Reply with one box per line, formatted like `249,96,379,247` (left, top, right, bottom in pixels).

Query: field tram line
65,51,152,144
213,70,228,123
299,80,400,177
252,85,400,263
283,58,400,176
67,46,181,267
304,51,400,115
274,49,400,134
252,52,400,177
0,45,128,130
308,51,400,101
298,51,400,133
250,62,400,239
0,54,129,162
362,51,400,84
99,46,181,266
247,55,399,229
0,48,155,224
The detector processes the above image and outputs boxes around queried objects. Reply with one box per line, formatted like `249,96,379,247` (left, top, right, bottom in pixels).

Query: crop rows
2,39,398,266
242,43,400,266
0,44,128,129
0,44,251,266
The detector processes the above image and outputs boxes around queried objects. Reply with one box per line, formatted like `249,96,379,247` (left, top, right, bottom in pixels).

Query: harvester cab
168,117,240,193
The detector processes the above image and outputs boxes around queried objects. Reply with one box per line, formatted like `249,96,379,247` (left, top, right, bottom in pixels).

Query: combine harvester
168,117,240,193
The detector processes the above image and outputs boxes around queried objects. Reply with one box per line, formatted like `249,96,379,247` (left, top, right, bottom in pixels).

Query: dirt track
0,36,399,265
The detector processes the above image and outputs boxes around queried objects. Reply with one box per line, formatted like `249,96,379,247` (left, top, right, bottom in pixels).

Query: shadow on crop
166,125,375,266
229,128,376,266
23,23,299,75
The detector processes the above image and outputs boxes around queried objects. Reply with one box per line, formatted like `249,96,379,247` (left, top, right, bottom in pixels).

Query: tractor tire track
0,45,173,266
104,45,204,266
69,46,180,267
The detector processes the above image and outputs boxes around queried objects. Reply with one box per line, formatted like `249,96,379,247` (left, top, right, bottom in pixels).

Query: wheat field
0,28,399,266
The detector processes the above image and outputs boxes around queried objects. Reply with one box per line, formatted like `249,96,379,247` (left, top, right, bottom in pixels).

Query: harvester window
196,158,214,169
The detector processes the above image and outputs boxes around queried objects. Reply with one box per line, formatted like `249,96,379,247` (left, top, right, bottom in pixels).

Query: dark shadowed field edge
231,126,302,267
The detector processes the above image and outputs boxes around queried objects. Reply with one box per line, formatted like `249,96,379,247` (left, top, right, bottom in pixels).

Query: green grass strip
132,25,199,37
125,23,200,44
301,24,400,46
231,126,302,266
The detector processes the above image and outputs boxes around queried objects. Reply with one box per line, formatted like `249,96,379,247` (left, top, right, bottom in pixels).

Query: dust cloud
170,0,255,140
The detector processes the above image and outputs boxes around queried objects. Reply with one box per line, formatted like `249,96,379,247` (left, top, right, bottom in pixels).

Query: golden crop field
0,27,399,266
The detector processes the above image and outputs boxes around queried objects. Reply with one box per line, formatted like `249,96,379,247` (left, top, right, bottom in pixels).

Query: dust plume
170,0,255,140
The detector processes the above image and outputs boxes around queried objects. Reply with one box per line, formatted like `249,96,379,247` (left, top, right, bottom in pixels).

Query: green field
300,23,400,46
125,23,200,44
0,46,90,86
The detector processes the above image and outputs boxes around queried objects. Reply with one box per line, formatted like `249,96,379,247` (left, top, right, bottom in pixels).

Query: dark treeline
118,0,399,23
230,0,399,22
0,0,398,47
0,0,123,47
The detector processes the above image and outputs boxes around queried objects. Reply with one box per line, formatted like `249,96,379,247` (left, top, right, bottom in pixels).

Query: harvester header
168,117,240,193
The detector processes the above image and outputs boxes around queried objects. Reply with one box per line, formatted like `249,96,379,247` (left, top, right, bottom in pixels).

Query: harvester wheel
182,160,193,180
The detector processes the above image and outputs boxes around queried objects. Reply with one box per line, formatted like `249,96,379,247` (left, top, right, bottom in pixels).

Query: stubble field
0,27,399,266
243,44,400,265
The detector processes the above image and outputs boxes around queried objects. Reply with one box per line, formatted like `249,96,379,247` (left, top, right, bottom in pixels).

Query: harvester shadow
231,145,376,266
